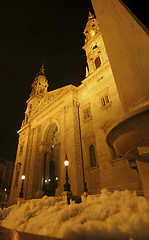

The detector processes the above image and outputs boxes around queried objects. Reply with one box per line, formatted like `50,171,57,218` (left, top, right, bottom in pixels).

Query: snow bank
1,189,149,240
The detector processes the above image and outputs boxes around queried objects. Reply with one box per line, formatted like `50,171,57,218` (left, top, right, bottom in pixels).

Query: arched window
101,94,110,107
89,144,97,167
15,163,21,187
93,44,98,50
95,57,101,69
105,94,110,104
101,97,106,106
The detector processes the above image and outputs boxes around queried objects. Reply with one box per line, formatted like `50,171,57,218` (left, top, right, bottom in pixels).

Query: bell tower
22,63,49,127
83,12,108,77
29,63,48,98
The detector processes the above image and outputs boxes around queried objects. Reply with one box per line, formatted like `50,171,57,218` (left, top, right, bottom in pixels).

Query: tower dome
84,12,100,43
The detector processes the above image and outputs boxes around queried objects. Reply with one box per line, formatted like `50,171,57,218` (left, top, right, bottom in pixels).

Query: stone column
46,152,50,182
37,142,49,197
72,101,85,195
37,152,45,197
89,58,95,74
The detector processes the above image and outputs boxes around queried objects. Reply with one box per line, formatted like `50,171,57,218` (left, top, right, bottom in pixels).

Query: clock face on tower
90,30,95,37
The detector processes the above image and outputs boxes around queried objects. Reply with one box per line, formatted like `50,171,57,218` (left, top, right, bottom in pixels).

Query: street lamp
64,155,71,192
19,174,25,198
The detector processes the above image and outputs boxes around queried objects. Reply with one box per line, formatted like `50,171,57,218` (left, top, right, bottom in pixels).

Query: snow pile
1,189,149,240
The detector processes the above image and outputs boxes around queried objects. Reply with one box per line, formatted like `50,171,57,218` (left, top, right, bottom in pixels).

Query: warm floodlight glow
48,179,51,182
56,177,58,181
45,179,47,183
4,188,7,191
21,174,25,180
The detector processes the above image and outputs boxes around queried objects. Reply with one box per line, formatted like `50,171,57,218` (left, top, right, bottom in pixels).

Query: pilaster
26,125,41,198
72,100,84,195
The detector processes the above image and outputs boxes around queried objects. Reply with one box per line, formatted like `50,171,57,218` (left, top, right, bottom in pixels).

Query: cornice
82,32,101,50
17,123,30,135
26,94,43,104
79,60,109,90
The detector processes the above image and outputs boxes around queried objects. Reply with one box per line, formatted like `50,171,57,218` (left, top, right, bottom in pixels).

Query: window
19,144,24,155
101,97,106,106
105,94,110,104
29,104,32,114
97,88,111,110
89,145,96,167
15,163,21,187
95,57,101,69
93,44,98,50
84,107,91,120
101,94,110,107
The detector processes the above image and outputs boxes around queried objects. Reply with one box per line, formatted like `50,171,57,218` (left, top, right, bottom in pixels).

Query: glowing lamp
64,154,71,197
64,156,69,167
19,174,25,198
21,174,25,180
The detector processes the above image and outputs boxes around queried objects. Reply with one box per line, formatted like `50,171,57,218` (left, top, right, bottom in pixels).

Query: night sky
0,0,148,162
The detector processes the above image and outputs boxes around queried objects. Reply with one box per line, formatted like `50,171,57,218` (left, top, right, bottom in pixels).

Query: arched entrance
42,123,60,196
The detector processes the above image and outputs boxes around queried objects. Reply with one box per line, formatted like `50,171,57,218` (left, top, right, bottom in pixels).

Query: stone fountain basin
106,105,149,160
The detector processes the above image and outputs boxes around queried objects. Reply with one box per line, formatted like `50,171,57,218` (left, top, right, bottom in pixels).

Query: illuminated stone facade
92,0,149,199
9,13,142,204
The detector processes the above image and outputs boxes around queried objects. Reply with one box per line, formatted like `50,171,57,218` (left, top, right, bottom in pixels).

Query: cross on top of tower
39,62,45,76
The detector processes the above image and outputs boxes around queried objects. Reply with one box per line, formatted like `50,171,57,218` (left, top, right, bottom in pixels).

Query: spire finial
39,62,45,76
88,11,94,20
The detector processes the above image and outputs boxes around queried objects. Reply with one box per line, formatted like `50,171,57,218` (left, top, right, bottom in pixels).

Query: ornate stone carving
33,86,74,116
100,120,116,133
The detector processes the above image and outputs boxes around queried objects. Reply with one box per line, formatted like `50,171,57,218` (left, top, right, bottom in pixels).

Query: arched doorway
43,123,60,196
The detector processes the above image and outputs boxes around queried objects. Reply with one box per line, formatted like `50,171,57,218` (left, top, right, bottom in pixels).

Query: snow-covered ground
0,189,149,240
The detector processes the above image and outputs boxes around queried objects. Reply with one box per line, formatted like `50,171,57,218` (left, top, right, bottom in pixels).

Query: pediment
32,85,74,116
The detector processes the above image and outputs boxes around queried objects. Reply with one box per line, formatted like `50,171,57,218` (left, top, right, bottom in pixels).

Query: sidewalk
0,226,63,240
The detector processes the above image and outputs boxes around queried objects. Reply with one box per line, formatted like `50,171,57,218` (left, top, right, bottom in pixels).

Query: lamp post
63,155,72,204
77,103,88,193
64,155,71,192
19,174,25,198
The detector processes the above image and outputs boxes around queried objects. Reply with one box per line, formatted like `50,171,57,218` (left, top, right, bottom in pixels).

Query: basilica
9,12,142,204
